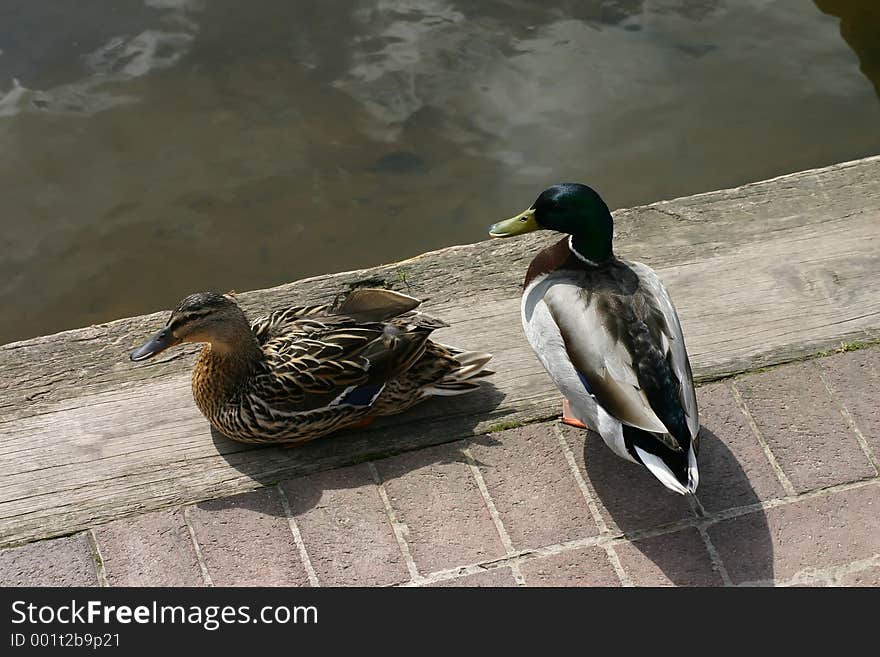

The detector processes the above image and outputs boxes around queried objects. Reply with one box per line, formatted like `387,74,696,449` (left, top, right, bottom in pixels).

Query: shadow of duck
578,425,774,586
206,381,506,515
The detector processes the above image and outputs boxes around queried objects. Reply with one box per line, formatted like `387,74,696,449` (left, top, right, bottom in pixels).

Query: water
1,0,878,345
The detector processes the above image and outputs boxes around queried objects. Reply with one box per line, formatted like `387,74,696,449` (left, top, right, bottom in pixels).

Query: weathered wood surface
1,156,879,547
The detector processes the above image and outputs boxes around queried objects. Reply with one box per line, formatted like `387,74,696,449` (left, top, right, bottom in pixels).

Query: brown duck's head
130,292,249,362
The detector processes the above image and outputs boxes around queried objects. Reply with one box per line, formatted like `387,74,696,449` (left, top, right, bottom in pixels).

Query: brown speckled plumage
131,289,493,445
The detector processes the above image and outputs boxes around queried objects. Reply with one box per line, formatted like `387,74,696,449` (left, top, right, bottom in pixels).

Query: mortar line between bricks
399,533,606,586
183,506,214,587
462,446,526,586
551,424,609,534
687,492,707,518
405,522,684,587
737,553,880,587
402,477,880,587
602,545,634,587
728,380,797,496
551,424,632,586
816,365,880,475
696,525,733,586
701,477,880,527
276,484,320,588
688,494,733,586
367,461,421,583
86,529,109,587
406,512,705,586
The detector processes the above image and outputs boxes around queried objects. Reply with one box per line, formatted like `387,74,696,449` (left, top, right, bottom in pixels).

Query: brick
430,568,518,587
282,463,409,586
709,483,880,585
520,547,620,587
0,534,97,586
188,487,308,586
735,361,874,492
375,442,505,574
468,425,598,550
695,383,786,512
94,508,202,586
560,425,693,533
616,528,722,587
817,348,880,463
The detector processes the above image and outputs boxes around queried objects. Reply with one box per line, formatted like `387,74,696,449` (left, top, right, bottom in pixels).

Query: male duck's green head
489,183,613,263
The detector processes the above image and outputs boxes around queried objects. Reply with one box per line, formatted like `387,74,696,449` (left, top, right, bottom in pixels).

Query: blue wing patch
330,383,386,408
576,371,594,396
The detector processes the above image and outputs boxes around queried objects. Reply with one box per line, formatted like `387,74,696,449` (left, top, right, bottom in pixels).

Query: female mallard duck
489,184,699,494
130,288,493,445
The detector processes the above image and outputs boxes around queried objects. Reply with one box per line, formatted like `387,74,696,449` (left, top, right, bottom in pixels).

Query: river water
1,0,878,344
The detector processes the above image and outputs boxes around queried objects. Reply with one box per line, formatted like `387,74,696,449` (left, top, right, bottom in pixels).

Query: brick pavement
2,346,878,587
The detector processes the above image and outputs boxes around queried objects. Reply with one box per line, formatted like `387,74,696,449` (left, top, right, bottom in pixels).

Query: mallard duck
130,288,493,445
489,184,699,494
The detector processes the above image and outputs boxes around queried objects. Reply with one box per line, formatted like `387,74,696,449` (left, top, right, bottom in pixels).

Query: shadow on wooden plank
205,381,508,511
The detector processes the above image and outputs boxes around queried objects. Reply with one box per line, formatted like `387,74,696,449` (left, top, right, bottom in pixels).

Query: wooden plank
1,156,879,546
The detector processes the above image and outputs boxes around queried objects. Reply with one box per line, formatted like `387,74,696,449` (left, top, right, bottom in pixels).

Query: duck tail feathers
424,350,494,396
634,443,699,495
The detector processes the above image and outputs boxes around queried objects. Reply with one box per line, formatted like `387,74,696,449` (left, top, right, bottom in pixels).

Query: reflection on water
0,0,878,344
816,0,880,97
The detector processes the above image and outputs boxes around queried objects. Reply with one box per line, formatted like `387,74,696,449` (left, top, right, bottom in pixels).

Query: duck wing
250,289,435,414
543,281,671,438
627,261,699,443
543,259,698,458
334,287,422,321
250,288,426,342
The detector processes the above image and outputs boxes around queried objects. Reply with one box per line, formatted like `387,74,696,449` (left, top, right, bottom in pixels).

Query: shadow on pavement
206,381,506,515
583,425,774,586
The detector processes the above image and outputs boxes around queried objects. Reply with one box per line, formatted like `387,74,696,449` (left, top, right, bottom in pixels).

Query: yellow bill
488,208,539,238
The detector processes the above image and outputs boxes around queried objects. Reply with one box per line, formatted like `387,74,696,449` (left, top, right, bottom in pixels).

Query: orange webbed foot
561,399,590,430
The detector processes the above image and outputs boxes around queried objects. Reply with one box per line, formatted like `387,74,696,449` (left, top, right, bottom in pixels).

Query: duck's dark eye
519,216,528,222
